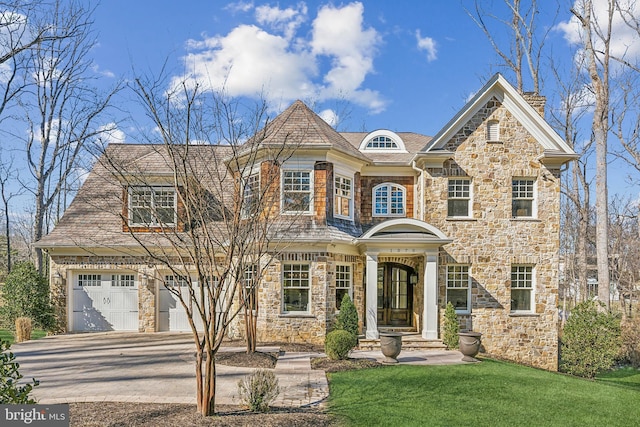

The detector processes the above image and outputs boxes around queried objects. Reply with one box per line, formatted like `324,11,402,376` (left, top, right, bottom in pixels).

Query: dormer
359,130,408,154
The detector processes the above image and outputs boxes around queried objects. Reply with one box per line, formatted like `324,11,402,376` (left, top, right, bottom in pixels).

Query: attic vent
487,120,500,142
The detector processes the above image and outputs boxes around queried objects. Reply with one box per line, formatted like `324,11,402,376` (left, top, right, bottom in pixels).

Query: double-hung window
446,265,470,313
334,175,352,218
282,264,310,313
129,186,177,226
448,179,471,217
242,173,260,218
335,264,352,310
511,265,533,312
512,179,535,218
373,183,405,217
282,170,312,213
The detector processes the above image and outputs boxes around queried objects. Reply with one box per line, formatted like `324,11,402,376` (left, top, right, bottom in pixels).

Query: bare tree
16,0,121,273
571,0,614,308
608,196,640,316
0,149,22,274
467,0,556,93
94,73,307,415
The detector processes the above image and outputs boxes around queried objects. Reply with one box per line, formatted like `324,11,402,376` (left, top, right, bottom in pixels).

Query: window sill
446,217,477,221
509,312,539,317
510,218,541,222
279,313,315,319
487,140,503,144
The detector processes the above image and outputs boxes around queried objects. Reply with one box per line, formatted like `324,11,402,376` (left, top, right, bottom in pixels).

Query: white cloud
225,1,254,13
416,30,437,62
318,109,338,127
91,64,115,78
556,0,640,64
172,1,385,114
98,123,125,144
255,3,307,40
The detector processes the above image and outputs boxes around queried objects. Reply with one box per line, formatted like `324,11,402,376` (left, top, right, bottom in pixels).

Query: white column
365,252,379,339
422,252,439,340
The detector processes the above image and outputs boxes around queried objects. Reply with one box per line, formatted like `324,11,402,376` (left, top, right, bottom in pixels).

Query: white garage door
72,273,139,331
158,275,207,332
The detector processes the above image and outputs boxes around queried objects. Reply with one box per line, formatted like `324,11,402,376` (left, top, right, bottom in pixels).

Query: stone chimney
522,92,545,117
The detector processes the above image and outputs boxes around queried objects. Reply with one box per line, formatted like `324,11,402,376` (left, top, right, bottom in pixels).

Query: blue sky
85,0,640,197
90,0,556,135
4,0,640,217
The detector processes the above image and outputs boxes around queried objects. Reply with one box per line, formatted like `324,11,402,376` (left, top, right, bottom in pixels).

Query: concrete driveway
10,332,328,407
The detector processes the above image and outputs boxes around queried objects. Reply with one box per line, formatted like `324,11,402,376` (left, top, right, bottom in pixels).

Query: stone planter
458,331,482,362
379,332,402,364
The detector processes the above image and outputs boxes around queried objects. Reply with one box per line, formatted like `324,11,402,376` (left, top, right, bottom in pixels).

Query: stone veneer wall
426,96,560,371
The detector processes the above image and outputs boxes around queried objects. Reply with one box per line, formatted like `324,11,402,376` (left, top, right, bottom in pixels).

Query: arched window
373,183,406,217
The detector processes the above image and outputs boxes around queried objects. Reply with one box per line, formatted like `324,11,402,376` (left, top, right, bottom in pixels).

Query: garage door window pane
79,274,101,286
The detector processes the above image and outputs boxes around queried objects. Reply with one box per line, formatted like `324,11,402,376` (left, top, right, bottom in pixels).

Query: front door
377,263,413,326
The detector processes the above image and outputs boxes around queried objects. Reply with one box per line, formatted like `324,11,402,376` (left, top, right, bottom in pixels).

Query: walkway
11,333,465,408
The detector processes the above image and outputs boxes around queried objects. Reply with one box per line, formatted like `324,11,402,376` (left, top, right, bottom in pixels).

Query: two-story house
36,74,577,370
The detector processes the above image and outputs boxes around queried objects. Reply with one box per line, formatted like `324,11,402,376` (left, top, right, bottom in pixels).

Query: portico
355,219,451,340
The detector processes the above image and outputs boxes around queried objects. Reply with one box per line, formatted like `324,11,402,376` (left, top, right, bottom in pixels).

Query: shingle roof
254,100,370,162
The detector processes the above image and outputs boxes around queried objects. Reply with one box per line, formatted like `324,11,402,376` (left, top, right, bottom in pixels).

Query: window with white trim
242,173,260,218
487,120,500,141
512,179,535,218
511,265,533,312
334,175,352,218
282,170,312,213
446,265,470,313
282,263,310,313
111,274,135,287
373,183,405,217
448,178,471,217
366,135,399,149
78,274,101,287
129,186,177,226
335,264,352,310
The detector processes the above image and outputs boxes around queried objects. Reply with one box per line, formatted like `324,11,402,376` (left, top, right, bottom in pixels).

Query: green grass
0,328,47,345
596,366,640,391
327,359,640,427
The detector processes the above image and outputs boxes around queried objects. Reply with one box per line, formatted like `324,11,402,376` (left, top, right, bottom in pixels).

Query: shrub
1,340,39,403
15,317,32,343
335,294,359,337
0,262,54,331
621,315,640,368
560,300,622,378
442,302,459,350
237,369,279,412
325,329,357,360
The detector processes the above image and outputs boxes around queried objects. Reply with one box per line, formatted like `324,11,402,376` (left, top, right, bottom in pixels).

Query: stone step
357,334,447,351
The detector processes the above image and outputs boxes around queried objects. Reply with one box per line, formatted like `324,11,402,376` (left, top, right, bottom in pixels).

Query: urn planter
458,331,482,362
379,332,402,364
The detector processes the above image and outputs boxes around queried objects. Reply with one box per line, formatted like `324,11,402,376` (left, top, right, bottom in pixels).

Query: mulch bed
69,402,334,426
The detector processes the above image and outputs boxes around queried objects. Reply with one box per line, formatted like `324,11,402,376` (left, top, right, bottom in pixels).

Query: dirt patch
69,402,335,426
215,351,278,369
311,357,382,373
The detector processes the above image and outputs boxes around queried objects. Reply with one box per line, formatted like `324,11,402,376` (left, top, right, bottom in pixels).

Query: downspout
411,160,425,219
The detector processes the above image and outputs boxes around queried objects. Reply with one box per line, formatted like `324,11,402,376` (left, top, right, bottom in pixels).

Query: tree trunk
195,346,216,416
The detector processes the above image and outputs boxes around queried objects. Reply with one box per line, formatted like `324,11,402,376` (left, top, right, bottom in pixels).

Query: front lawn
327,359,640,426
0,328,47,344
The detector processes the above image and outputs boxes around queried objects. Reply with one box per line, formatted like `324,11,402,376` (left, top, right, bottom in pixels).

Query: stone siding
426,97,560,371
